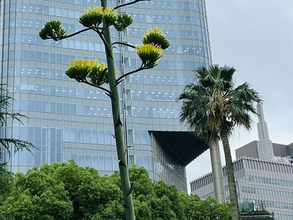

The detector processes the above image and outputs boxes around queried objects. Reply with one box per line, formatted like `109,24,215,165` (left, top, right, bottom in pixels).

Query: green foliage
0,168,73,220
0,161,123,220
0,163,231,220
0,164,13,206
180,195,232,220
114,13,134,31
196,65,234,90
39,20,67,41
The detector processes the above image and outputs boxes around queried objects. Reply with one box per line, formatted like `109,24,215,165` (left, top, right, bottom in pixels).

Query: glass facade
0,0,211,191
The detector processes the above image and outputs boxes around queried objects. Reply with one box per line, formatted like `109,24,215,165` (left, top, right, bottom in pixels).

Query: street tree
178,65,261,220
39,2,169,220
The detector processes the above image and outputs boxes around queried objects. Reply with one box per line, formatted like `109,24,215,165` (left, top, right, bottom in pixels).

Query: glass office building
0,0,211,192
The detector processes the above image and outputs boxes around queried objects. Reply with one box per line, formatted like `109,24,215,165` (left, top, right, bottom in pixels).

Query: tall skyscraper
0,0,211,192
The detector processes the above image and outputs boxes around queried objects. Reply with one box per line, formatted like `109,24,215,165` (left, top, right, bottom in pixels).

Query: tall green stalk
39,3,169,219
101,1,135,219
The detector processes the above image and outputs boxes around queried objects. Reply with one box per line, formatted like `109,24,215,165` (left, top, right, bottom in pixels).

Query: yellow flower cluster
104,7,117,15
83,6,103,14
145,28,164,36
99,63,107,71
136,44,163,68
136,44,163,56
82,6,117,16
67,60,118,75
66,59,119,86
67,60,99,69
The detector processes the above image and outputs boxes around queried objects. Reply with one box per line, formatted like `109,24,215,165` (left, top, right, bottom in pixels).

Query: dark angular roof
149,131,209,166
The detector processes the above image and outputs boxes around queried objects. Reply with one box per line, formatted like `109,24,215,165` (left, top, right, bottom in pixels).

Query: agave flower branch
115,65,144,86
114,0,150,10
114,28,169,84
82,80,115,99
112,42,136,50
65,60,116,97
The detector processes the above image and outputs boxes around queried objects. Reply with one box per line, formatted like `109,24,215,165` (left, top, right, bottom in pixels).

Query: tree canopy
0,161,231,220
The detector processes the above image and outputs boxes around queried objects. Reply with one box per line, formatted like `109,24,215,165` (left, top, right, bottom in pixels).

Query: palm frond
0,138,35,158
209,64,221,81
220,66,236,84
178,64,261,143
0,112,27,127
0,84,36,159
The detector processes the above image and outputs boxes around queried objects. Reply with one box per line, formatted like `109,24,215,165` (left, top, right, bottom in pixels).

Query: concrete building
191,157,293,220
236,104,293,163
190,104,293,219
0,0,211,192
236,141,293,162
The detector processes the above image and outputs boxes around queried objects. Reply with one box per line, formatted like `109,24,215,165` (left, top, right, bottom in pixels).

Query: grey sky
186,0,293,190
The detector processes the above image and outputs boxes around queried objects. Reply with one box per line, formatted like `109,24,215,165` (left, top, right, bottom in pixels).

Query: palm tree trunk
220,129,239,220
101,0,135,219
209,141,225,203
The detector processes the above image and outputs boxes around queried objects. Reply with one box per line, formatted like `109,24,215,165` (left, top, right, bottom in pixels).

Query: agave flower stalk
39,0,170,219
100,0,135,219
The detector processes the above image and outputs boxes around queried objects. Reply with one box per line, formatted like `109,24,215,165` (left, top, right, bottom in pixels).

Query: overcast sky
186,0,293,192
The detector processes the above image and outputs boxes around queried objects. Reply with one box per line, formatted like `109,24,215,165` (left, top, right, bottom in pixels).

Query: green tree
0,161,124,220
179,194,231,220
178,65,261,220
0,162,188,220
39,3,169,220
0,168,74,220
0,161,232,220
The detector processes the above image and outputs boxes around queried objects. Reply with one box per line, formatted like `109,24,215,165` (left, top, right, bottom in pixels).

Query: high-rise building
0,0,211,192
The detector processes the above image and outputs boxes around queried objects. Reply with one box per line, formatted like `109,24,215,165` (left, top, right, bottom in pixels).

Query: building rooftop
150,131,209,166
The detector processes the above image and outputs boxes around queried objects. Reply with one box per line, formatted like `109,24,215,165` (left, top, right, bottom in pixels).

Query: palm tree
0,84,34,165
178,65,261,220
